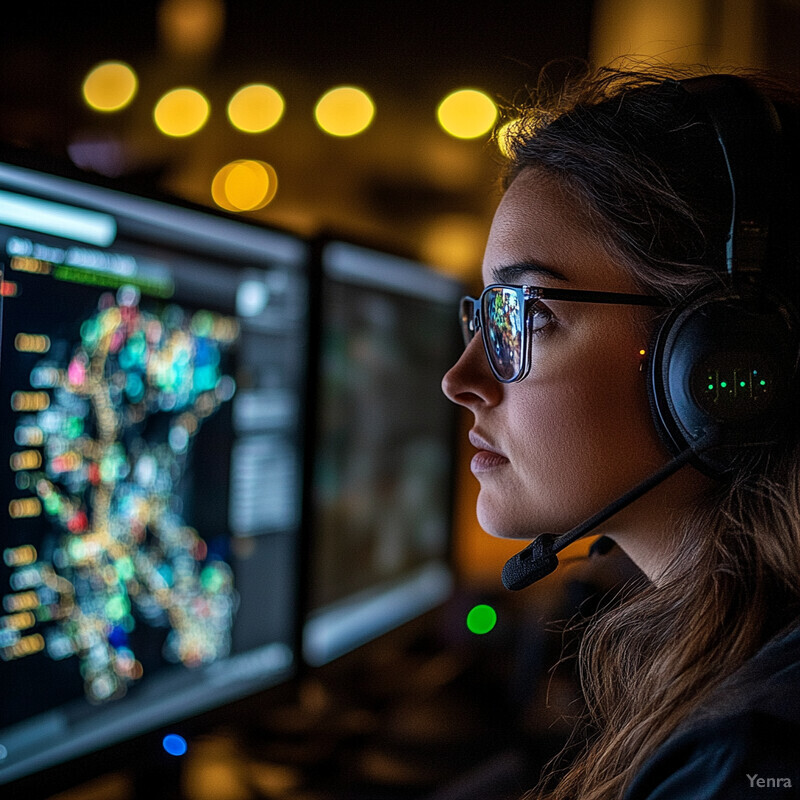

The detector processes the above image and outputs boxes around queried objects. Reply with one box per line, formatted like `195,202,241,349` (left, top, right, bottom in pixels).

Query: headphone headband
679,75,783,283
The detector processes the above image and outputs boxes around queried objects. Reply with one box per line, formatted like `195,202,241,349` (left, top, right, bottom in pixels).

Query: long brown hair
500,63,800,799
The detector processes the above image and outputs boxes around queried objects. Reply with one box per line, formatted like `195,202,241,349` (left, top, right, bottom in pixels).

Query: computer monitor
302,239,464,667
0,152,310,791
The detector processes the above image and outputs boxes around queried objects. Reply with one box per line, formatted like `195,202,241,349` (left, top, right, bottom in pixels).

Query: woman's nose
441,334,502,410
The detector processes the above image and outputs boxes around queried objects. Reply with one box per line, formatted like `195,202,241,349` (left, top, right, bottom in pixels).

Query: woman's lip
468,431,505,455
468,431,509,473
471,450,510,473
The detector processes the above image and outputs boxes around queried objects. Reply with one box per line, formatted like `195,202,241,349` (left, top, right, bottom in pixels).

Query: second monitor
303,239,464,667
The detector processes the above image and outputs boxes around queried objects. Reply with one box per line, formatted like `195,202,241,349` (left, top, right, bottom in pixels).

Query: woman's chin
477,501,541,540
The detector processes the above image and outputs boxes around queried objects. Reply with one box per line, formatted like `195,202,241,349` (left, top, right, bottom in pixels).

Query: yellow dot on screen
466,604,497,635
154,87,210,137
437,89,498,140
82,61,138,112
211,160,278,212
314,86,375,137
227,84,285,133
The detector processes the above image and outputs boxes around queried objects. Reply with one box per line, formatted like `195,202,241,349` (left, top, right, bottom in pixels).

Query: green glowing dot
116,556,135,581
740,381,746,388
68,537,86,561
44,494,62,515
708,384,714,391
466,604,497,635
200,565,224,593
106,595,129,621
66,417,84,438
720,382,727,388
760,380,766,386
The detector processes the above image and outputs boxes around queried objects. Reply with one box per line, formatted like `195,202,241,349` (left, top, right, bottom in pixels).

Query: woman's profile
442,64,800,799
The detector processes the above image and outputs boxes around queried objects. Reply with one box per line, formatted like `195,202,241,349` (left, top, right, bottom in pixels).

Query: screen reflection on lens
484,286,523,380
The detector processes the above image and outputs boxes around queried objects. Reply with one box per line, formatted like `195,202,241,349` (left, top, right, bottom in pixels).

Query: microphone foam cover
501,534,559,591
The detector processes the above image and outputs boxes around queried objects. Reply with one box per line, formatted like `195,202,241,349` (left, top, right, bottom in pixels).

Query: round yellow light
314,86,375,137
211,160,278,212
436,89,498,140
153,87,210,137
227,84,285,133
82,61,138,112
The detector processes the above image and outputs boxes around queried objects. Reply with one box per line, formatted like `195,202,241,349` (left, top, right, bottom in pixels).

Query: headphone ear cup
647,289,797,478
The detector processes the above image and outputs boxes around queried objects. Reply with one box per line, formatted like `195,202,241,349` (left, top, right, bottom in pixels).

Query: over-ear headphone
647,75,800,478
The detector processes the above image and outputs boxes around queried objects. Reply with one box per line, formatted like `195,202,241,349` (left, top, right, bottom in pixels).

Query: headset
502,74,800,591
647,75,800,478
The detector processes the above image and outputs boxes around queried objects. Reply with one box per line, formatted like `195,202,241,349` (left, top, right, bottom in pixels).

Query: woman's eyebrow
491,261,570,284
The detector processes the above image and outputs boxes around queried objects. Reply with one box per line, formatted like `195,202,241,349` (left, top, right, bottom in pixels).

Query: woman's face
442,168,701,550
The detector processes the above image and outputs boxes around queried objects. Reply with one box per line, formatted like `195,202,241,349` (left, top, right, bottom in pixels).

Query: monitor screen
0,155,310,787
302,240,464,667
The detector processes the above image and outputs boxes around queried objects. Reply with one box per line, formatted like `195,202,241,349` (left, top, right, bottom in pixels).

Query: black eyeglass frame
460,283,668,383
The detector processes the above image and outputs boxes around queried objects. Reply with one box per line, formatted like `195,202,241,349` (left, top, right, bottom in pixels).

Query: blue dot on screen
162,734,188,757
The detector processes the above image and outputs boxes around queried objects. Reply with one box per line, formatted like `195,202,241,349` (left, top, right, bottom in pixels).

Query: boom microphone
501,446,698,591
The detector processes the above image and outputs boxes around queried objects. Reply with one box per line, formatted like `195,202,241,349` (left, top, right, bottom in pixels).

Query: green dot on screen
760,380,766,386
466,604,497,635
721,382,727,388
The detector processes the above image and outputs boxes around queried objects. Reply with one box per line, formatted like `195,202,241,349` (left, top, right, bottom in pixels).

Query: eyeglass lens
483,286,524,381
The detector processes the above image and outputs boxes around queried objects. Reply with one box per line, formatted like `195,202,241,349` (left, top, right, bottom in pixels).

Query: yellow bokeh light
437,89,498,140
158,0,225,57
420,214,486,280
314,86,375,137
227,84,285,133
82,61,138,112
153,87,210,137
211,160,278,212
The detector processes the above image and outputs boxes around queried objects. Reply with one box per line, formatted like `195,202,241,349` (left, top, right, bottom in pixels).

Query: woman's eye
529,303,554,332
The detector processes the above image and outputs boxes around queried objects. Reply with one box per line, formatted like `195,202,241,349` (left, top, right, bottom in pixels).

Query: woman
442,65,800,799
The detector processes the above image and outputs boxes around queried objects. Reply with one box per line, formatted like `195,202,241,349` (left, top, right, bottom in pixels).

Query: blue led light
162,734,188,757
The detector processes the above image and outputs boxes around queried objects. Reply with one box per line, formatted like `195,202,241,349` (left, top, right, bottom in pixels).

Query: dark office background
3,0,796,306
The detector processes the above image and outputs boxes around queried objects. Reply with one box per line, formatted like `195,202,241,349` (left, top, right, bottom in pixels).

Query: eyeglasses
460,284,667,382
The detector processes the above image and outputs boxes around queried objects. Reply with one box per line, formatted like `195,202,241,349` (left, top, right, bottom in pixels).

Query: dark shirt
624,624,800,799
